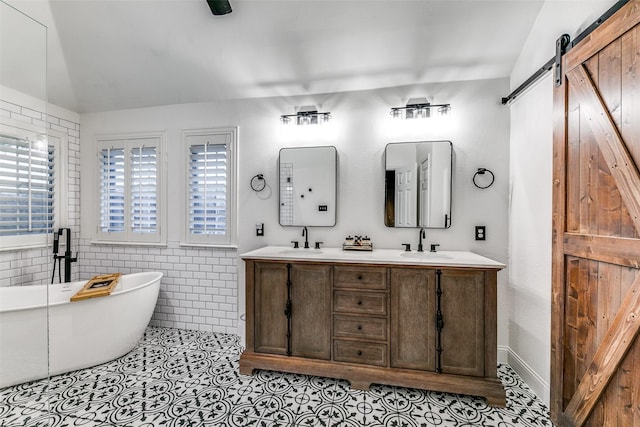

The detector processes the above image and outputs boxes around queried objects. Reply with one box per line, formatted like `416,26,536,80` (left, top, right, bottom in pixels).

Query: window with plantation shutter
131,146,157,234
99,148,125,232
96,132,165,244
0,121,67,251
183,127,236,246
0,135,54,235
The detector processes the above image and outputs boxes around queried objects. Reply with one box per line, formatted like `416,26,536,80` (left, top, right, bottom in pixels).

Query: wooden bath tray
70,273,122,302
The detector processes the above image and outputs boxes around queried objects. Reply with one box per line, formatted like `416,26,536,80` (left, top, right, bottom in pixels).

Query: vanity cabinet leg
349,380,372,390
239,366,254,376
484,394,507,408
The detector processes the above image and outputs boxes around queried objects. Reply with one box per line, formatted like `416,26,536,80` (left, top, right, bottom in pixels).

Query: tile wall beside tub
78,239,238,334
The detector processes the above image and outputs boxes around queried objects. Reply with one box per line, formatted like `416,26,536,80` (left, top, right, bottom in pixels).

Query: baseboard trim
498,345,550,407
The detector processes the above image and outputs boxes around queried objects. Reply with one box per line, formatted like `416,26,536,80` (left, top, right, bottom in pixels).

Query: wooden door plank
584,57,601,238
597,263,621,426
566,0,640,74
620,267,640,426
563,258,580,408
551,56,569,422
566,64,640,235
563,233,640,268
597,40,623,243
622,26,640,239
562,271,640,426
566,104,581,232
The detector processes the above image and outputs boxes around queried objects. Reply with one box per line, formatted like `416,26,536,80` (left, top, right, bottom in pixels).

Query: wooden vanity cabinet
440,269,486,377
390,268,436,371
333,266,388,369
252,262,331,359
241,258,505,407
290,264,332,360
253,262,288,355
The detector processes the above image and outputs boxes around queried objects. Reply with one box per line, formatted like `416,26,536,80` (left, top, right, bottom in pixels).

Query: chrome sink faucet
417,227,426,252
302,226,310,249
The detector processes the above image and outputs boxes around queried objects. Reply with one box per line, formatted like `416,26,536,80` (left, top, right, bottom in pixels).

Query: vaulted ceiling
4,0,546,113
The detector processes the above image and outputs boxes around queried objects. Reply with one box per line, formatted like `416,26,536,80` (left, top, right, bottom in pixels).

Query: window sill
179,242,238,250
0,242,48,252
90,240,168,248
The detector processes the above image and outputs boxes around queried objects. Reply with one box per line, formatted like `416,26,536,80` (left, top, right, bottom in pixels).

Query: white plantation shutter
0,135,54,237
183,128,236,246
99,148,125,232
96,133,165,244
189,143,227,235
131,146,157,233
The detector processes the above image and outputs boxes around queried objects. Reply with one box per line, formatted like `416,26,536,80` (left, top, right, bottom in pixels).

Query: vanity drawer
333,339,387,367
334,290,387,316
334,315,387,341
333,266,387,290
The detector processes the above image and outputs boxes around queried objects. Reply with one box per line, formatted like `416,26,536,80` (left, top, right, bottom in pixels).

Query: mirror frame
384,140,453,229
278,145,338,227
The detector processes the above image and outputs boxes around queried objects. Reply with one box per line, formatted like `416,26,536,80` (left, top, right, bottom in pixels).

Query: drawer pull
357,275,363,280
357,300,362,305
357,350,362,356
357,325,362,330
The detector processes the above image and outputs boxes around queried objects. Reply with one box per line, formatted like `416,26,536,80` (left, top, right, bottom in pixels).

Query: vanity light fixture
390,97,451,119
280,105,331,125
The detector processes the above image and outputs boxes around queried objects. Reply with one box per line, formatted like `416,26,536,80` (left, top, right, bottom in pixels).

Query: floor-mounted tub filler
0,271,162,388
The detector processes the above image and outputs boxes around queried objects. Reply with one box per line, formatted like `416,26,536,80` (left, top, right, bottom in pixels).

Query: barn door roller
554,34,571,87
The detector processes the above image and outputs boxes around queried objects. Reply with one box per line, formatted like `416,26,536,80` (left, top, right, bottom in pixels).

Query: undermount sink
400,251,451,259
277,249,323,255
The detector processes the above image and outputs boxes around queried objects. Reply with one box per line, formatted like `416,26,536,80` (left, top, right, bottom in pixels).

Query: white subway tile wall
1,98,239,335
78,239,238,334
0,99,81,286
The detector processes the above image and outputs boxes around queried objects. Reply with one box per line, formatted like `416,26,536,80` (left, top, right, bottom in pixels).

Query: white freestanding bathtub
0,271,162,388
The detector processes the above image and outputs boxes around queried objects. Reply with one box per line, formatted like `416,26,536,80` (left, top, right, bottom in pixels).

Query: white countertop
241,246,505,269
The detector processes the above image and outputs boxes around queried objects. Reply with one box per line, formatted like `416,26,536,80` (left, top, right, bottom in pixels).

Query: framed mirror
279,146,337,226
384,141,452,228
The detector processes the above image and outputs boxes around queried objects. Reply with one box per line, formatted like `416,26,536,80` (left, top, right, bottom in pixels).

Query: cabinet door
254,262,288,355
440,270,485,376
390,268,436,370
291,264,332,360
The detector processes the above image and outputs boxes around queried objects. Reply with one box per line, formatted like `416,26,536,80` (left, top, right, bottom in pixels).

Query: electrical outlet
256,222,264,237
475,226,486,241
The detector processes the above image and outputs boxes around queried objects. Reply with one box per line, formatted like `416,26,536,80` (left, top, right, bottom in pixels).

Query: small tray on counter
342,235,373,251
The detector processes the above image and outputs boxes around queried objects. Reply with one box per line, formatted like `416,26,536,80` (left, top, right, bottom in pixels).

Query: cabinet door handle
357,350,362,356
357,300,362,306
357,275,363,280
357,325,362,330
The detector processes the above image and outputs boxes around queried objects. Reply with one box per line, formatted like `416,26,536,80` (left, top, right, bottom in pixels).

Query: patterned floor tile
0,326,552,427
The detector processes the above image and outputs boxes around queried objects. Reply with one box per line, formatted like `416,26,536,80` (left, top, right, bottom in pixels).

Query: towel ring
250,174,266,192
472,168,495,189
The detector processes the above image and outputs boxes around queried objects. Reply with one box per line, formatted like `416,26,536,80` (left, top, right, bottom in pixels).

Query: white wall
80,78,511,344
507,0,617,406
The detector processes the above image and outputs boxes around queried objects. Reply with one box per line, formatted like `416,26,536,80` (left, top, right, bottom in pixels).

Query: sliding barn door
552,1,640,426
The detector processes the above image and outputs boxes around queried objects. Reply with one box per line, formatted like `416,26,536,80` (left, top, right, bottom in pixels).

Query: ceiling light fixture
281,105,331,126
206,0,232,15
390,97,451,119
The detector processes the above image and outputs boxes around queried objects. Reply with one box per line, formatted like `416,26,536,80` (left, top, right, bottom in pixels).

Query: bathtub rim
0,271,163,314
